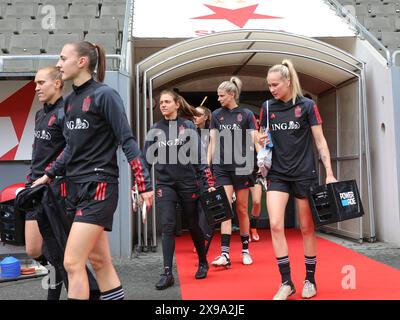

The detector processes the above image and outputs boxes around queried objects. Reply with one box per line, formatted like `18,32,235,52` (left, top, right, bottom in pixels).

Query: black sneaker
155,273,174,290
195,262,209,279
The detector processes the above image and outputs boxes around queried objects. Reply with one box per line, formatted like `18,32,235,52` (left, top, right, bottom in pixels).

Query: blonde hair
160,89,200,119
37,66,64,88
217,76,242,102
268,59,303,104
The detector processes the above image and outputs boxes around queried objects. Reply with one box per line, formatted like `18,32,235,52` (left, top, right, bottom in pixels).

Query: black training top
144,118,214,190
27,97,66,184
210,106,258,172
259,96,322,181
46,78,151,193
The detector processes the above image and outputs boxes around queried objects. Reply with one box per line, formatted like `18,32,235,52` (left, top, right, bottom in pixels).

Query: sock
164,266,172,275
221,234,230,258
100,285,125,300
305,255,317,284
277,256,292,285
240,234,250,254
47,268,63,300
89,289,101,300
250,217,259,229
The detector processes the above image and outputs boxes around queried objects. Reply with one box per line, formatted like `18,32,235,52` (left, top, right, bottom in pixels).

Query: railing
325,0,392,66
0,54,122,73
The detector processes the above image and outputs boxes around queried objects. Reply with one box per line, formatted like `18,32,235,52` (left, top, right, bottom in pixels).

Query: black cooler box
200,186,233,226
308,180,364,227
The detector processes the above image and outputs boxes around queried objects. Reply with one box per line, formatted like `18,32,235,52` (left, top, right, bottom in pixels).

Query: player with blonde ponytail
259,59,336,300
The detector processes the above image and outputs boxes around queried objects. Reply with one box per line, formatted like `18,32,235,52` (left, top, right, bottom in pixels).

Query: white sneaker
301,280,317,299
241,252,253,265
211,255,231,268
273,282,296,300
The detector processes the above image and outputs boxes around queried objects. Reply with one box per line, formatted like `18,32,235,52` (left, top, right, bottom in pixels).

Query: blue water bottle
266,130,273,148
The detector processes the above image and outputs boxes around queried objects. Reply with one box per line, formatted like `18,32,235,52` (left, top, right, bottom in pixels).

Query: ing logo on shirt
270,121,300,131
219,124,242,130
34,130,51,140
66,118,90,130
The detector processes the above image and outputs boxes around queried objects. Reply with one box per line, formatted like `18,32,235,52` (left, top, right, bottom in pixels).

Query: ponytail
268,59,303,104
70,41,106,83
94,44,106,83
218,76,242,102
177,95,200,119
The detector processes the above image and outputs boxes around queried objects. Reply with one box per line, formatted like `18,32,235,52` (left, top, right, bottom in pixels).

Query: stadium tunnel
132,30,375,253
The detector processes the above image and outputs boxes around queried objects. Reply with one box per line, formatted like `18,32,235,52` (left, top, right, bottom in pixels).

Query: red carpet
175,229,400,300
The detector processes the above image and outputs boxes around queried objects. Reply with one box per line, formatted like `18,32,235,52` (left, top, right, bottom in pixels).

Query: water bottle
267,131,273,148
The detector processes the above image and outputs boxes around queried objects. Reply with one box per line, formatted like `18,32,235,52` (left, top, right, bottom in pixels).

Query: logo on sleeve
82,96,91,112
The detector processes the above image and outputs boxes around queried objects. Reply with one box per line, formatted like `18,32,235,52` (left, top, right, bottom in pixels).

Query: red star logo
0,81,36,160
192,4,282,28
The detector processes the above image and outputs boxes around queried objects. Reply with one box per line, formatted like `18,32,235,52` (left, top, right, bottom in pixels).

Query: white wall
322,37,400,245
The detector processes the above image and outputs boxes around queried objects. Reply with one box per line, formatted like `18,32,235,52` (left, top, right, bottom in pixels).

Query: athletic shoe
211,255,231,268
273,281,296,300
195,262,209,279
241,252,253,265
301,280,317,299
155,273,174,290
250,228,260,241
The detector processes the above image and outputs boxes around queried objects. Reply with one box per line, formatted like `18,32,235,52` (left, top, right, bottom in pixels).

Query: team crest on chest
295,106,302,118
66,104,72,113
178,124,185,135
82,96,91,112
48,114,56,127
270,113,276,120
237,113,243,122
